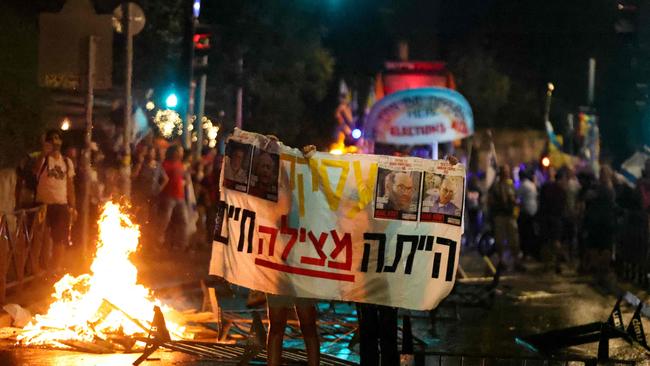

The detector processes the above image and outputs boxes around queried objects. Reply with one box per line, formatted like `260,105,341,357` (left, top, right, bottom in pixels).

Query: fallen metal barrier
0,205,48,303
516,297,649,364
410,351,636,366
133,305,357,366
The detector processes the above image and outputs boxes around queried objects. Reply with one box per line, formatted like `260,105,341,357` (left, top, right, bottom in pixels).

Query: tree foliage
448,41,510,128
202,1,335,145
0,5,47,168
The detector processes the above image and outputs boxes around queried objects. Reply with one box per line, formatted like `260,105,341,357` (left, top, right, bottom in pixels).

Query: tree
448,41,510,128
0,5,47,168
201,0,334,146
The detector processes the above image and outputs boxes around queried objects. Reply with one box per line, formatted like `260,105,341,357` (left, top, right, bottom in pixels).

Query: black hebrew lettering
213,201,229,244
382,238,403,273
432,252,442,279
384,235,418,273
227,205,235,219
402,235,420,275
433,237,457,281
361,233,386,273
237,209,256,253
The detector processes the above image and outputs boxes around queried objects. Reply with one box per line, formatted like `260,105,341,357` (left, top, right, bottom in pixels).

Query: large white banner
210,129,465,310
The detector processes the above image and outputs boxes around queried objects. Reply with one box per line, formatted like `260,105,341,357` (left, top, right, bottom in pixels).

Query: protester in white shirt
34,130,76,274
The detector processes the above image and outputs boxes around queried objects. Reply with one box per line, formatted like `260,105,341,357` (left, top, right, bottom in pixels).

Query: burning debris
16,202,187,351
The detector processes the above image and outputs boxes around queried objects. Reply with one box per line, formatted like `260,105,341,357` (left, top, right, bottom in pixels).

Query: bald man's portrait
374,168,422,221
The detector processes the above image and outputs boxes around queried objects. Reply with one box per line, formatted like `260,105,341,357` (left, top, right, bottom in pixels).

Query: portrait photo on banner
374,168,422,221
223,141,253,192
248,147,280,202
420,173,464,226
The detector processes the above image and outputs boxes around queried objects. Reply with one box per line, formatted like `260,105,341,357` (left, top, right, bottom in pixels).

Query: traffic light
192,23,212,75
165,92,178,108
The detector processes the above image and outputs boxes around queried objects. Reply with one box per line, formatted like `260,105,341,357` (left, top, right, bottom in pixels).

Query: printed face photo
421,173,464,224
223,141,252,191
248,148,280,201
374,168,422,221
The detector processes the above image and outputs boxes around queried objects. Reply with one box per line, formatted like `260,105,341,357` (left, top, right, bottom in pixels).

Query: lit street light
544,82,555,123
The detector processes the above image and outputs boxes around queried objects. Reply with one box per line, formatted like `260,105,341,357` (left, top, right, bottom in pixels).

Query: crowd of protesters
466,160,650,287
14,127,223,275
20,127,650,364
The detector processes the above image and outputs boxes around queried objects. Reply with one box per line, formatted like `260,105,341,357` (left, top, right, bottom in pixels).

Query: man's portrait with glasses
374,168,422,221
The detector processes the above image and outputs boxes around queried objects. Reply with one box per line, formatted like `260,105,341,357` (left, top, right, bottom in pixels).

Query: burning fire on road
17,202,187,350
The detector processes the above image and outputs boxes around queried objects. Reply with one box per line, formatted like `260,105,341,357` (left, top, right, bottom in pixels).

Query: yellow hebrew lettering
346,161,378,217
297,173,305,217
308,159,319,191
318,159,350,211
280,154,296,189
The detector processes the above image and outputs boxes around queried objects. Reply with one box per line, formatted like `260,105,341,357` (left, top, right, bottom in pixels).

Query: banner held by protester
210,129,465,311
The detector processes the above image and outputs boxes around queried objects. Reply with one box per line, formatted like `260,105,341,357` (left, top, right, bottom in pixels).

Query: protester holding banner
210,130,465,365
360,154,460,366
264,143,320,366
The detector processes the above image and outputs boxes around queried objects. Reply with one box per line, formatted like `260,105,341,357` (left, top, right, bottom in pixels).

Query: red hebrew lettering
258,225,278,255
300,231,328,266
280,215,298,261
327,231,353,270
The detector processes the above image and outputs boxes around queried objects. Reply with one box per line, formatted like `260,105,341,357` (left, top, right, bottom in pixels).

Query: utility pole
236,57,243,129
122,1,133,198
195,62,207,158
587,58,596,107
80,36,95,260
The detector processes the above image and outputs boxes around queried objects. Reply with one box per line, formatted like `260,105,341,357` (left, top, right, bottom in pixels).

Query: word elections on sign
389,124,446,137
279,154,378,218
360,233,457,281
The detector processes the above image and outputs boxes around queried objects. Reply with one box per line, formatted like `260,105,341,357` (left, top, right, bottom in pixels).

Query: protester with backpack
34,130,76,274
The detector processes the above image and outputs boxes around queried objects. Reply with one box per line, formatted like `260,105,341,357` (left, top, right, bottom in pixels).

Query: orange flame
19,202,186,347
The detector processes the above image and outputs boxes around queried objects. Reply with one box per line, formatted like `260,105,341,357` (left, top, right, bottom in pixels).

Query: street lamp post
544,82,555,123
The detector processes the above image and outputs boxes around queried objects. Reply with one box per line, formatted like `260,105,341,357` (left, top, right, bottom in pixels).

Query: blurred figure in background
464,174,483,247
582,165,616,285
517,168,539,260
563,168,581,262
157,145,188,251
132,145,168,245
488,165,523,272
538,168,567,274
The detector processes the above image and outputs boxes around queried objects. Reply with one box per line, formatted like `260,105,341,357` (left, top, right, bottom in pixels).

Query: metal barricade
0,205,48,303
412,351,636,366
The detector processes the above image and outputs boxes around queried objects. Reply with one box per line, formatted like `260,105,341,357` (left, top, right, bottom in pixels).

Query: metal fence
411,352,636,366
0,205,49,303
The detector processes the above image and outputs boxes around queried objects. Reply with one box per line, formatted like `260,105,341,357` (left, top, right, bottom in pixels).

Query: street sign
112,3,146,36
38,0,113,90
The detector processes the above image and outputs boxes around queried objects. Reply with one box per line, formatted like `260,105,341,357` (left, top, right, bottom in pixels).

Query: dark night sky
5,0,647,159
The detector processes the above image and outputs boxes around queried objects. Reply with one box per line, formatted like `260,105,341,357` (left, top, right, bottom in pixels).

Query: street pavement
0,243,649,365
